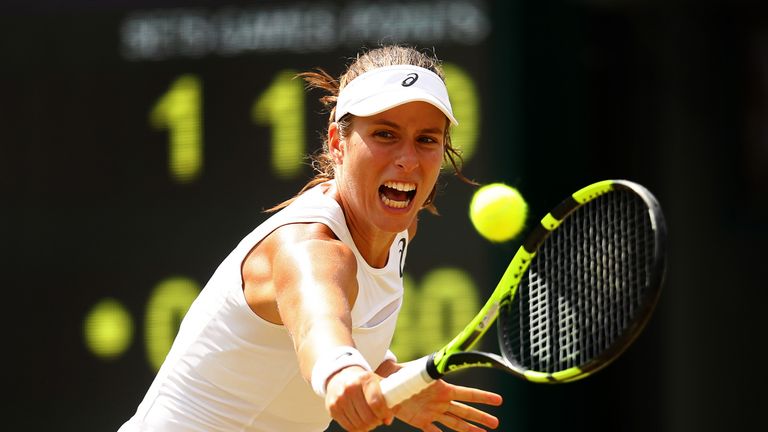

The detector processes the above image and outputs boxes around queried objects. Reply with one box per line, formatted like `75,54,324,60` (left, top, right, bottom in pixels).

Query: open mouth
379,181,417,209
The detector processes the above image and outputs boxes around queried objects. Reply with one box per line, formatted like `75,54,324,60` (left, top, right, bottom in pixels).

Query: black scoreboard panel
1,1,504,430
11,0,747,431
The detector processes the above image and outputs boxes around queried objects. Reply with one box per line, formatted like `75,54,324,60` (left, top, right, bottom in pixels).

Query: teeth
380,194,411,209
383,181,416,192
380,181,416,209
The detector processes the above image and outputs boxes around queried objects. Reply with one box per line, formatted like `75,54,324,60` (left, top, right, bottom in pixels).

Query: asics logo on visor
401,73,418,87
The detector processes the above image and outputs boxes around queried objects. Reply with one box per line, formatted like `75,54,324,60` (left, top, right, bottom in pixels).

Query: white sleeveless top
119,183,408,432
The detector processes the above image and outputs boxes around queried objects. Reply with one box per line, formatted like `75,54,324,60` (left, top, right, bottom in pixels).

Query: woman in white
119,45,503,432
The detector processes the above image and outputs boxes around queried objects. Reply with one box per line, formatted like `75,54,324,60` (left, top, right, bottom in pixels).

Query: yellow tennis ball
469,183,528,243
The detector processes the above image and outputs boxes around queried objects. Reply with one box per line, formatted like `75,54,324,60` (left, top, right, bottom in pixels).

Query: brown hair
268,45,475,213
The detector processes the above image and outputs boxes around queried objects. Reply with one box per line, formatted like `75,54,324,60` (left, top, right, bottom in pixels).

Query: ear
328,122,345,164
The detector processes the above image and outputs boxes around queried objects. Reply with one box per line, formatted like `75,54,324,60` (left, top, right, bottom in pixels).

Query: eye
374,130,396,140
418,135,442,145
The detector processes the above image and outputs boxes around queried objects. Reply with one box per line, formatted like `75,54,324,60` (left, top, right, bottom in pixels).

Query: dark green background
2,1,766,431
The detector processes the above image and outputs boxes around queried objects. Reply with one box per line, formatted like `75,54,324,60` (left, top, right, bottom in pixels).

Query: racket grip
379,355,435,407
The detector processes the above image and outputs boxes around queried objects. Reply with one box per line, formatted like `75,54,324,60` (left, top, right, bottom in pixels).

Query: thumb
364,375,395,424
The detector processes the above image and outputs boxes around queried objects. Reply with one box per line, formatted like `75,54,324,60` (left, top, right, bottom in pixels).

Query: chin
374,209,415,234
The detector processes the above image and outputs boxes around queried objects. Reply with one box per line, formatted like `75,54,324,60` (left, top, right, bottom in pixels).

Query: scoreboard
8,1,767,431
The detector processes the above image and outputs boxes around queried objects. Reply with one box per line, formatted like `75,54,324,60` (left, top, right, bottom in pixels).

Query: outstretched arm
245,222,394,431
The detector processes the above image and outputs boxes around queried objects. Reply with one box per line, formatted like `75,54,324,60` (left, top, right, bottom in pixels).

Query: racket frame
380,179,667,406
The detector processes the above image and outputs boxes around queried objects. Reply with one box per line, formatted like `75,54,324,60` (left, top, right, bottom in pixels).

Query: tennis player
119,45,502,432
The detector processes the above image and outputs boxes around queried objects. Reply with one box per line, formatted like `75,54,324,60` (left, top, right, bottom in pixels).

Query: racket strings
500,190,655,374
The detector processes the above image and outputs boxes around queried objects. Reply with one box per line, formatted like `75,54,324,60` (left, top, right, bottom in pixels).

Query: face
330,101,447,236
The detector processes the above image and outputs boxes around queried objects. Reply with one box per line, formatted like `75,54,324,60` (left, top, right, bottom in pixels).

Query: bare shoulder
241,222,359,323
277,224,356,267
244,222,356,280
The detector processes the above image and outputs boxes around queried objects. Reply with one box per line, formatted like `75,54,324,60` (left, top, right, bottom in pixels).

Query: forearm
270,235,361,385
290,314,357,383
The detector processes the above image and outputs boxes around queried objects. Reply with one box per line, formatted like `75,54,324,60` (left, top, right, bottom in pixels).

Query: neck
328,184,396,269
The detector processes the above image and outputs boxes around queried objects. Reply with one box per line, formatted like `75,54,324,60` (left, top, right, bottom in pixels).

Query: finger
329,394,368,431
421,422,443,432
327,368,383,431
350,395,380,430
447,401,500,429
332,411,355,432
449,385,503,406
364,376,395,425
347,407,365,430
436,412,489,432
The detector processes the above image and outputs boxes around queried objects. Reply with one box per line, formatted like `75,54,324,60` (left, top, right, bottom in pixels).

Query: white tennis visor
335,65,458,125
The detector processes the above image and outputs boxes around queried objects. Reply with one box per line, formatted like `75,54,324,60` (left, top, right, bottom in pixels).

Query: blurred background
2,0,766,430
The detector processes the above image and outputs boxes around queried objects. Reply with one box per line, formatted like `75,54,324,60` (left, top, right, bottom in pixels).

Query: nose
395,141,419,172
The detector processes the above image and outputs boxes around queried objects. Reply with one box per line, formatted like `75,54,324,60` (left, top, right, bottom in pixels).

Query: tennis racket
379,179,667,407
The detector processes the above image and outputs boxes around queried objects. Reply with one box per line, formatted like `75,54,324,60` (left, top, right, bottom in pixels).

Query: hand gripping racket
379,179,667,407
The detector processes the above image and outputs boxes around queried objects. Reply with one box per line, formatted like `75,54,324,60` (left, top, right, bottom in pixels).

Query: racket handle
379,355,435,407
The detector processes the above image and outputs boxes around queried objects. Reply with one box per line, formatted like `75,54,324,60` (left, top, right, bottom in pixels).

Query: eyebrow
371,119,445,134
